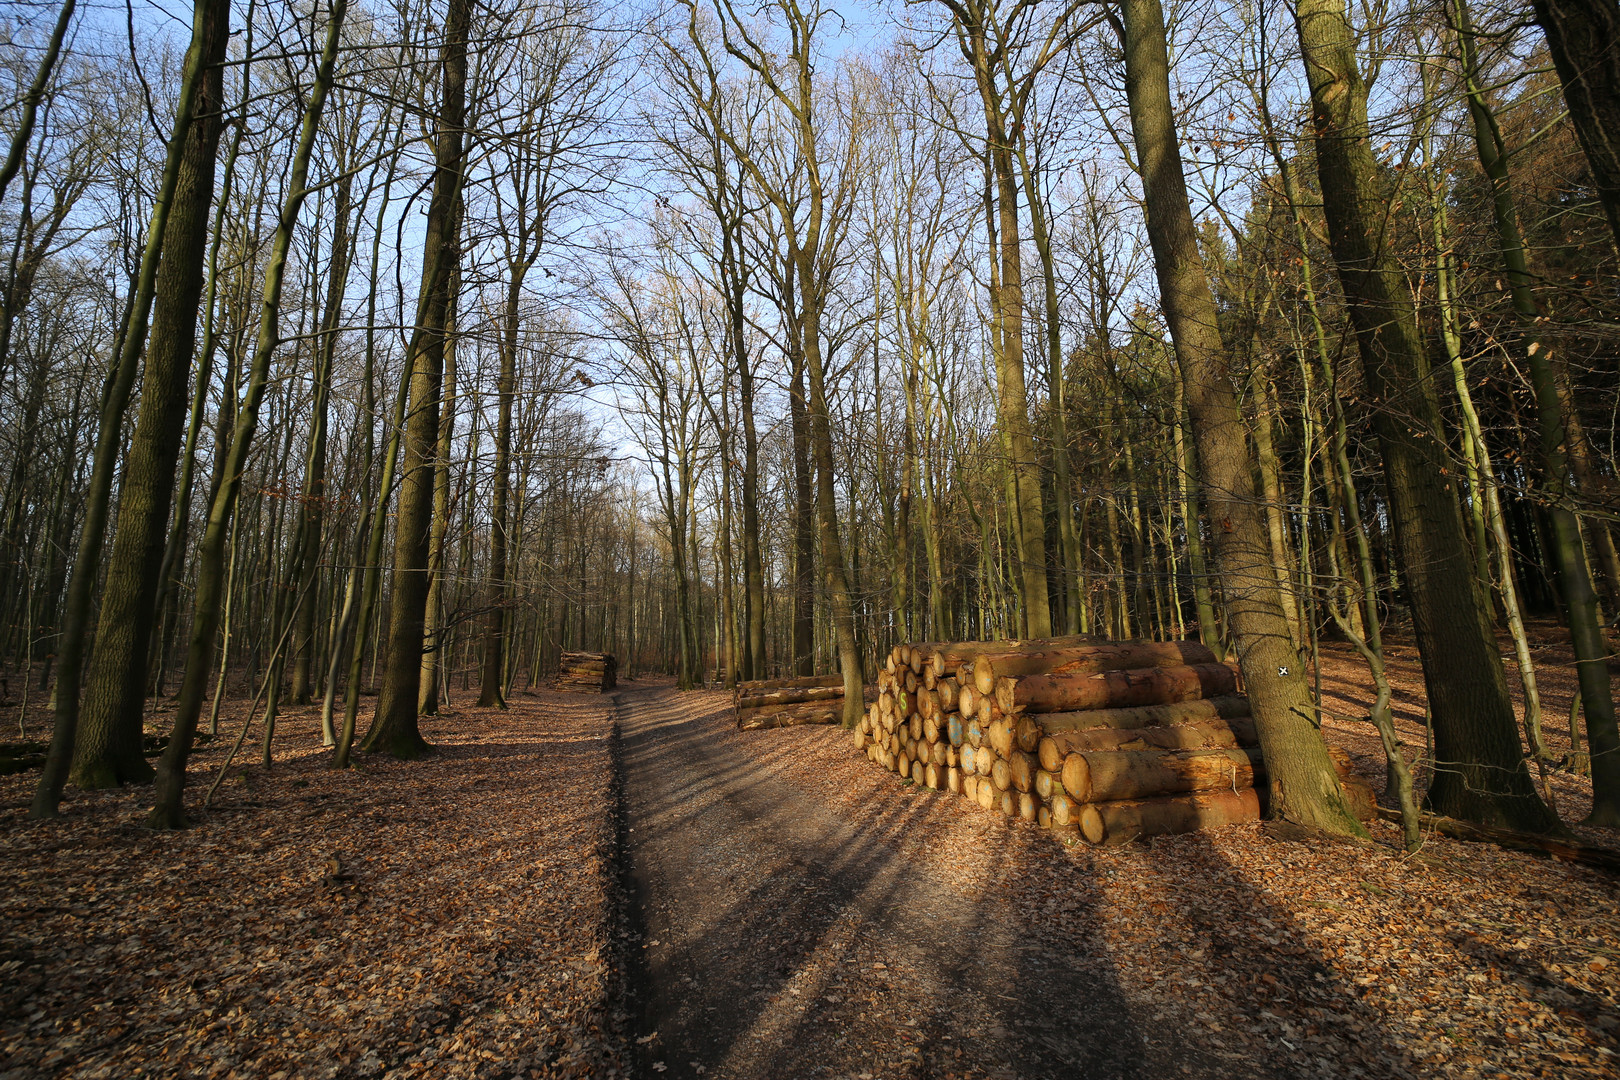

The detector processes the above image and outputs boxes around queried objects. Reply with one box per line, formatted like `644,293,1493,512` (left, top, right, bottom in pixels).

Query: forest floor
1,624,1618,1080
619,659,1620,1080
0,692,632,1080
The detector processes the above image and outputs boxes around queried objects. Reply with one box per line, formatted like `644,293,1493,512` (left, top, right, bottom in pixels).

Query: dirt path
616,683,1210,1080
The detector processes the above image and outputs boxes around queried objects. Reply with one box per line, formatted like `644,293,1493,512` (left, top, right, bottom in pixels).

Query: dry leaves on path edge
0,692,632,1080
703,671,1620,1080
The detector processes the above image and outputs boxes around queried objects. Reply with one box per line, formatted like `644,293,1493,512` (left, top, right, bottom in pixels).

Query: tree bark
50,0,229,796
147,0,347,827
1531,0,1620,248
418,279,457,715
1453,0,1620,824
1120,0,1365,834
361,0,470,759
1293,0,1558,830
291,168,355,704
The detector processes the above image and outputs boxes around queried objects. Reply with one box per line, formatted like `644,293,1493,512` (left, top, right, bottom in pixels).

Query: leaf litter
0,692,631,1080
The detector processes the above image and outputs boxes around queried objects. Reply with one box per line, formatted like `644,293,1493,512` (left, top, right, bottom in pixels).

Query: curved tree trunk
148,0,348,827
1121,0,1366,835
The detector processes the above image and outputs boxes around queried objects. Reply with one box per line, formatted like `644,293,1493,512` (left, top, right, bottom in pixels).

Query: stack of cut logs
734,675,847,731
856,636,1372,845
556,651,617,693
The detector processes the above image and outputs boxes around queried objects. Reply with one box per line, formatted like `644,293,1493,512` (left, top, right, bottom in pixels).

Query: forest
3,0,1615,834
3,0,1620,1073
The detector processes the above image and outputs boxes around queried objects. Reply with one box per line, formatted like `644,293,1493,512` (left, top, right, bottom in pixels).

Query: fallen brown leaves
0,692,630,1080
701,640,1620,1079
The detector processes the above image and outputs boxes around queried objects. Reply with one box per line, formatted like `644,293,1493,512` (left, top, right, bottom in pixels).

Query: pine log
736,703,841,731
737,699,843,722
1009,750,1037,793
947,714,965,747
735,674,844,693
1062,746,1264,803
969,640,1217,695
1081,789,1263,846
1034,769,1058,801
1047,789,1076,827
1031,696,1252,737
990,756,1011,791
1037,715,1260,771
947,766,963,795
987,718,1012,758
1018,791,1039,823
1007,666,1239,715
735,685,847,709
918,634,1101,675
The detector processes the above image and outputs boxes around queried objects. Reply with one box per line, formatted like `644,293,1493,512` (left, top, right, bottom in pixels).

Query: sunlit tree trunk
1121,0,1365,834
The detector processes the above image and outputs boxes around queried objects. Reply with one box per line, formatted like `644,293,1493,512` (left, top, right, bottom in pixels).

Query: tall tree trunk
788,287,815,675
1454,0,1620,824
1121,0,1365,834
1293,0,1558,830
1531,0,1620,248
953,2,1052,638
150,71,250,701
731,220,766,681
31,0,228,811
477,265,519,707
801,281,865,726
1016,139,1082,635
361,0,470,759
989,144,1051,639
292,168,355,704
1174,375,1222,652
1251,377,1302,646
419,282,457,715
147,0,347,827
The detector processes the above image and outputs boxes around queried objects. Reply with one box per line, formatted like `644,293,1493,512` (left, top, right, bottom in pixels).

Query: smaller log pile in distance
734,674,846,731
556,651,617,693
855,637,1375,845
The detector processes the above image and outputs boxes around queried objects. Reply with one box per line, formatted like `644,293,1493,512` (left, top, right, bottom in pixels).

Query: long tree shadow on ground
617,684,1243,1079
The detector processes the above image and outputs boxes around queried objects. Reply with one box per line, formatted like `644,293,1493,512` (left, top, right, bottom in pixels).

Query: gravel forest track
614,683,1188,1080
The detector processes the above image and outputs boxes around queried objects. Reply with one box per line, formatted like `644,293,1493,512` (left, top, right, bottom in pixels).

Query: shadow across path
615,685,1167,1080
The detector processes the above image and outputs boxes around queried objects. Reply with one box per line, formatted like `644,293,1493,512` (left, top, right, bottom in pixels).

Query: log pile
734,674,847,731
556,651,617,693
855,637,1374,845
